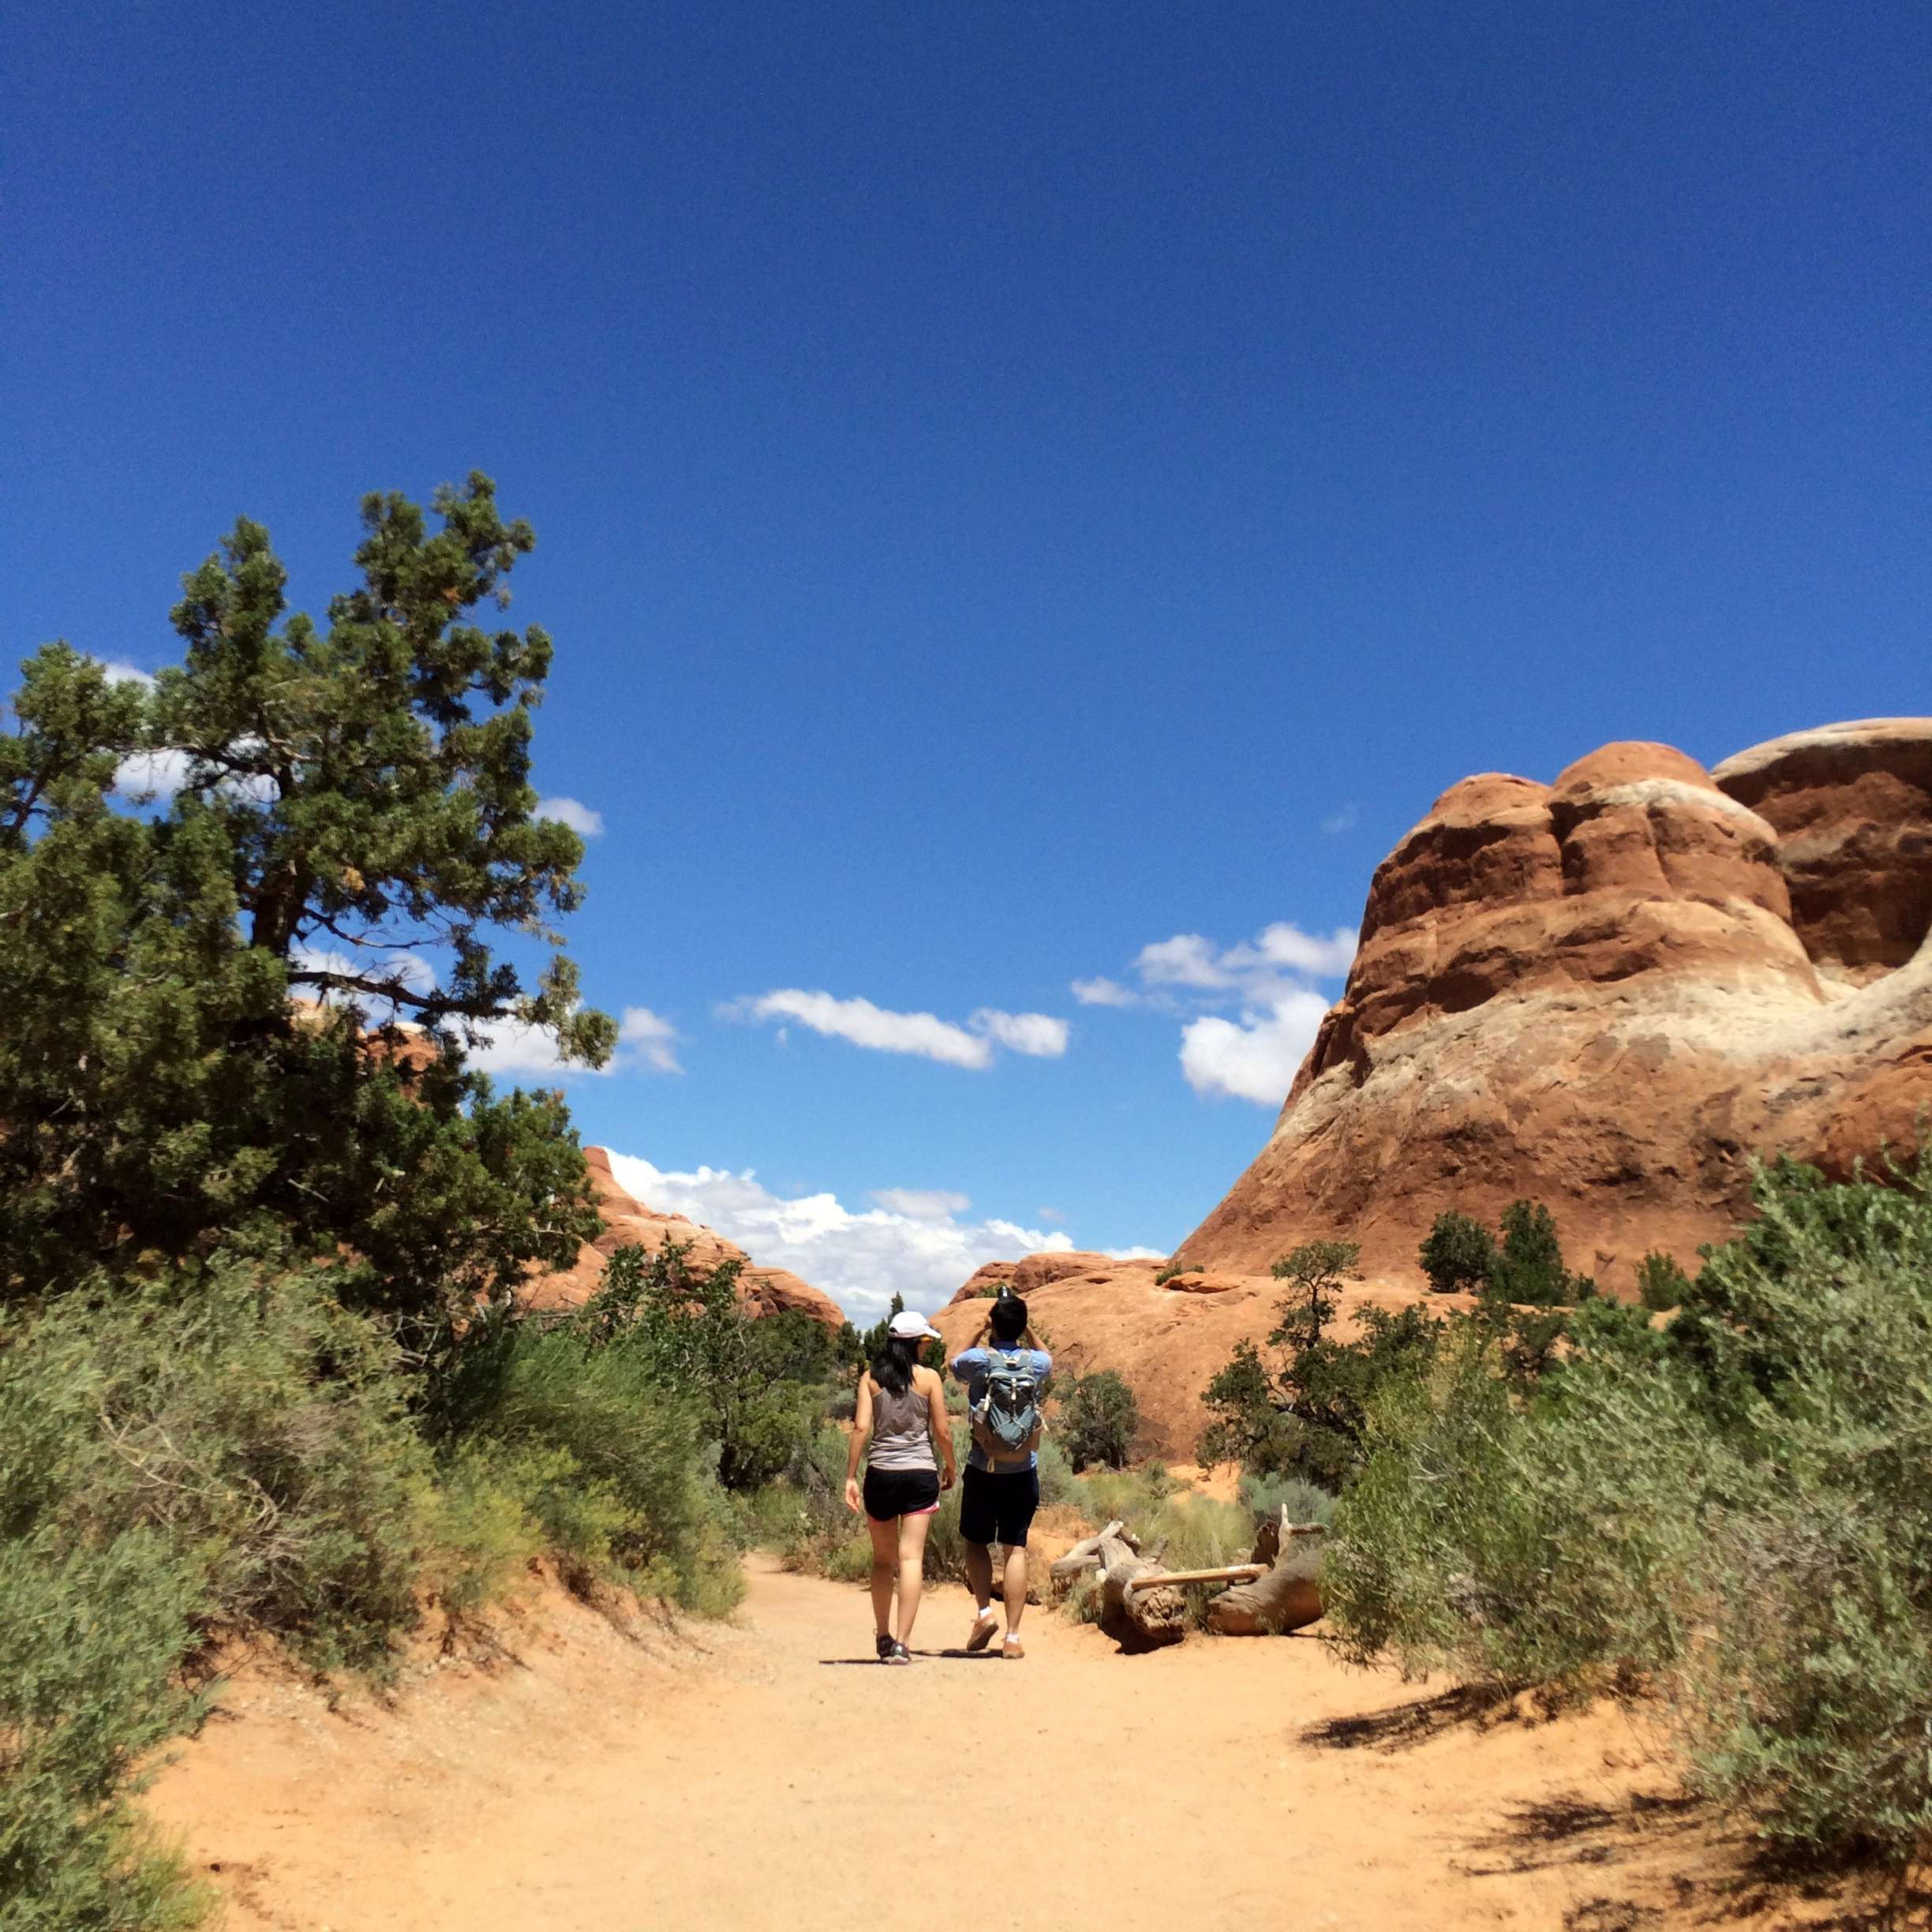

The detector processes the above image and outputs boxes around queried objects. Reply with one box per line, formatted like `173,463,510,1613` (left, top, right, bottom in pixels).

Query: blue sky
5,4,1926,1315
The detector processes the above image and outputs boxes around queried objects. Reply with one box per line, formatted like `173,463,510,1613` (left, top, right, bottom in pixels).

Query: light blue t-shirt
949,1345,1053,1472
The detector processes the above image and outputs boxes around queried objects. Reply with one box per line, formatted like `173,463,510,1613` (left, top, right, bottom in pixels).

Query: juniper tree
0,477,612,1345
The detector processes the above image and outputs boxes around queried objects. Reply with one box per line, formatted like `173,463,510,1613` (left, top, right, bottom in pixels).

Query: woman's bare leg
866,1515,897,1637
895,1511,934,1646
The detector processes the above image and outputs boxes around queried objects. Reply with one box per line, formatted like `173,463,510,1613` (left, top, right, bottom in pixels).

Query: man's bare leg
964,1540,1001,1651
1002,1544,1028,1654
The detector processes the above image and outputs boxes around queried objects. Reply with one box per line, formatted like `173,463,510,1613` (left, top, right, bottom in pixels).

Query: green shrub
1633,1250,1692,1311
1237,1470,1336,1528
437,1316,741,1615
2,1260,427,1672
1035,1435,1077,1507
0,1532,211,1931
1056,1369,1139,1471
1328,1155,1932,1866
1153,1260,1201,1285
1418,1211,1496,1294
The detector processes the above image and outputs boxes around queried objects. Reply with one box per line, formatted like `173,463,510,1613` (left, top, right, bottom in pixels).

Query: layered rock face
526,1147,845,1327
1175,720,1932,1291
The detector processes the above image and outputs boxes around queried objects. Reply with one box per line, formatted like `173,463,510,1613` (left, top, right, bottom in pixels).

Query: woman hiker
844,1308,957,1663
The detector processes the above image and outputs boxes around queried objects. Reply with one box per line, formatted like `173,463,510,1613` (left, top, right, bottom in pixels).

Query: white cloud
871,1187,972,1219
1230,921,1358,979
462,1003,681,1080
1077,917,1356,1107
968,1009,1069,1058
602,1154,1167,1320
732,989,990,1068
1133,933,1232,990
1179,988,1331,1106
728,989,1073,1070
99,660,156,688
535,796,604,837
1321,804,1360,836
618,1005,681,1074
114,747,193,800
605,1152,1084,1318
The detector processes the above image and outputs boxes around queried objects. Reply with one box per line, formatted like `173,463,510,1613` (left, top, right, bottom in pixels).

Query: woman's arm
922,1367,957,1490
844,1375,874,1515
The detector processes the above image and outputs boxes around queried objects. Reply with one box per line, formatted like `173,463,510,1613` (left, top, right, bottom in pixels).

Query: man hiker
949,1289,1052,1659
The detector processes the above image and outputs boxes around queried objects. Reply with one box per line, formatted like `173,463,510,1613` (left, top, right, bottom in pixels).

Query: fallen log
1208,1510,1327,1635
1099,1533,1185,1647
1048,1519,1125,1593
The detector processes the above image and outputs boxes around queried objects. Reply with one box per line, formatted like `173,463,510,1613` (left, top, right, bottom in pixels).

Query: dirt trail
148,1558,1889,1931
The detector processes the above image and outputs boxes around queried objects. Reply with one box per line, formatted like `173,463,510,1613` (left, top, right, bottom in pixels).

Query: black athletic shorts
863,1466,940,1522
959,1464,1040,1548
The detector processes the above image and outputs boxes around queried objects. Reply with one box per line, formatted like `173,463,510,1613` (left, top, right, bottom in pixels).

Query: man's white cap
888,1309,942,1341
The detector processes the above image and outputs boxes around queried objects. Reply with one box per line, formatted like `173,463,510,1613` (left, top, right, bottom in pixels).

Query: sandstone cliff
1175,719,1932,1290
526,1147,845,1327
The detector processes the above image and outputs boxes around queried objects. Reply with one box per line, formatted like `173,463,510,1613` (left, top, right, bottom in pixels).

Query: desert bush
1418,1211,1496,1294
1634,1249,1692,1311
436,1312,741,1615
3,1259,427,1672
1328,1155,1932,1866
1237,1470,1336,1528
0,1533,211,1932
1056,1368,1139,1470
1035,1434,1077,1506
1153,1260,1201,1285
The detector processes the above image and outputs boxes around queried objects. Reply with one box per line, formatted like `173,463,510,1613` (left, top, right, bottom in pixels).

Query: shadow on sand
1461,1790,1929,1932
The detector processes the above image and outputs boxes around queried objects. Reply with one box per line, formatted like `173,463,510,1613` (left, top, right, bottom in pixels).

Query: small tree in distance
1058,1368,1139,1470
1419,1211,1496,1294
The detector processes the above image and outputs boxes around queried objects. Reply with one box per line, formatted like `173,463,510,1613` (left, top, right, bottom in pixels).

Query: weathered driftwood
1207,1507,1327,1635
1098,1532,1186,1647
1048,1519,1125,1593
1123,1563,1267,1593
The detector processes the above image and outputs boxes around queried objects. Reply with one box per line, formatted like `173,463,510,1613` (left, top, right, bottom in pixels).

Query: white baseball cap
888,1309,942,1341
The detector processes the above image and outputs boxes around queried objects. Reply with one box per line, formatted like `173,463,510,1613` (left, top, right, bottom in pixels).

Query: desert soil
146,1557,1901,1932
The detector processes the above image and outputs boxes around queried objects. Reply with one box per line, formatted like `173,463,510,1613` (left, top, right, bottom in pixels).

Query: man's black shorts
959,1464,1040,1548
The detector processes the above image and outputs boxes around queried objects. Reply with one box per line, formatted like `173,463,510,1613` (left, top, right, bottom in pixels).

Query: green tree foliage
1327,1153,1932,1866
0,476,610,1348
557,1241,826,1492
1417,1211,1496,1293
1634,1249,1692,1311
1489,1200,1593,1305
1198,1241,1440,1488
1057,1368,1139,1471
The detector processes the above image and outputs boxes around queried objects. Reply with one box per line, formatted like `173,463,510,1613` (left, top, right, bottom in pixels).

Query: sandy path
147,1558,1889,1931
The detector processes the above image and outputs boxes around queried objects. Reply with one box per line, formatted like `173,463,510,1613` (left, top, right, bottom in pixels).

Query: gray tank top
868,1377,937,1473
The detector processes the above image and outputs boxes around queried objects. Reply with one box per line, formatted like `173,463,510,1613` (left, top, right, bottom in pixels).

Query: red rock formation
1176,722,1932,1294
526,1147,845,1328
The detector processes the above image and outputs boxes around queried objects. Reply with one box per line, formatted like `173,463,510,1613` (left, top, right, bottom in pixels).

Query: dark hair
989,1293,1028,1345
872,1333,919,1397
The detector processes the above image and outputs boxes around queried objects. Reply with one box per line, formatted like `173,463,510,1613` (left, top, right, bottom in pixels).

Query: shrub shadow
1461,1789,1930,1931
1299,1683,1515,1752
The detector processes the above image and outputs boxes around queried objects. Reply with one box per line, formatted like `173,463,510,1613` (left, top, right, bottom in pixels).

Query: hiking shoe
874,1633,895,1662
1002,1634,1025,1660
965,1606,1000,1654
885,1640,912,1665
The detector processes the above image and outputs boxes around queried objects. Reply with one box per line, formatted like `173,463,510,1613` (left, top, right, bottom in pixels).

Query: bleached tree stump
1098,1532,1185,1647
1208,1511,1327,1635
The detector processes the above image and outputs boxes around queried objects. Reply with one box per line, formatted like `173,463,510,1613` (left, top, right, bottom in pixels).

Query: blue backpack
972,1346,1044,1467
